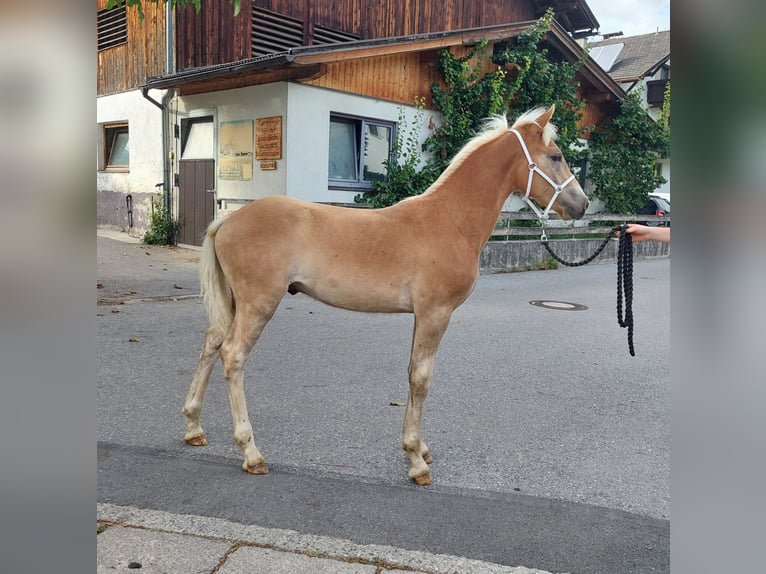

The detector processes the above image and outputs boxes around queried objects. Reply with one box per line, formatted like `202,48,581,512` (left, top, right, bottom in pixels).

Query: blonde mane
420,108,557,197
511,107,558,146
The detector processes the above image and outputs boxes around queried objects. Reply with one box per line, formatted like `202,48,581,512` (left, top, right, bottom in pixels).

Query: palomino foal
182,105,588,484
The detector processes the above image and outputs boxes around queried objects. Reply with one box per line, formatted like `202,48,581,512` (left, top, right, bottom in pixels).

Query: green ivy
491,10,587,165
355,99,441,208
353,9,668,214
359,10,589,208
587,90,670,213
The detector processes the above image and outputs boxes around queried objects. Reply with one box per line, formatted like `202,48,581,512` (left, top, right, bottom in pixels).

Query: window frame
102,123,129,172
180,115,215,160
328,113,395,190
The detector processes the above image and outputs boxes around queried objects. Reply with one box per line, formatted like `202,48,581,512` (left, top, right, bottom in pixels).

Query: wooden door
178,115,216,246
178,159,215,246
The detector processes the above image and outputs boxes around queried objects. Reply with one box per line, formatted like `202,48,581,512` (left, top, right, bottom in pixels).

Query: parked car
638,194,671,226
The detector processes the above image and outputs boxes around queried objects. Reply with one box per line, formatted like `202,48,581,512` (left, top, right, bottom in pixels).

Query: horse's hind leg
220,302,280,474
182,327,225,446
402,309,451,485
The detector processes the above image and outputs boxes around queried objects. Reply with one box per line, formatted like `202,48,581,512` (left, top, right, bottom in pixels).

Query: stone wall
479,238,670,273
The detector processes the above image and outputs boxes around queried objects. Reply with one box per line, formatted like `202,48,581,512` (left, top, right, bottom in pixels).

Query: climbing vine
587,90,670,214
359,9,588,207
358,9,668,214
355,99,441,208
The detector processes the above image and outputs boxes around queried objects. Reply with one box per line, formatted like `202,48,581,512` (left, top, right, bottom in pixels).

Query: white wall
175,83,289,212
96,89,166,195
285,83,434,204
98,81,441,229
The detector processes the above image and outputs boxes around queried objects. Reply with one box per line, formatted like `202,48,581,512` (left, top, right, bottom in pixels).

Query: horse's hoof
412,472,433,486
423,452,434,464
185,434,208,446
244,462,269,475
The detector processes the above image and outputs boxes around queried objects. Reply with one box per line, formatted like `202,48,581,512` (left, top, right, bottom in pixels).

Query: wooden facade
98,0,603,100
97,0,617,124
97,0,166,96
175,0,251,69
252,0,534,40
302,44,500,109
175,0,537,71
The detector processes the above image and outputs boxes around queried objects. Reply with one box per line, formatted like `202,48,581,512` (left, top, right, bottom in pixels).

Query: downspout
166,0,173,77
140,1,176,243
161,88,175,243
162,0,175,243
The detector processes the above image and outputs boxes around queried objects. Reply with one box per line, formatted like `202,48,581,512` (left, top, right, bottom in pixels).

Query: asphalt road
97,234,670,573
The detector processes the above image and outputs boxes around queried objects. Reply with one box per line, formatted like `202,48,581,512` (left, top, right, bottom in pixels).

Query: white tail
199,218,234,336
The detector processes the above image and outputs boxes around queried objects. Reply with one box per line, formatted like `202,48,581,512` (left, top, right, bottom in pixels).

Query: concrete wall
285,83,433,204
175,83,288,214
480,238,670,273
174,83,432,212
97,89,167,232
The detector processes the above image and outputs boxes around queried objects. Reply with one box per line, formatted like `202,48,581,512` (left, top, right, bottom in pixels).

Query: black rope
615,225,635,356
541,230,616,267
541,225,635,356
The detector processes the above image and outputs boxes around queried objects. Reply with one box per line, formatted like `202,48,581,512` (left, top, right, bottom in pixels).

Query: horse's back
213,194,476,314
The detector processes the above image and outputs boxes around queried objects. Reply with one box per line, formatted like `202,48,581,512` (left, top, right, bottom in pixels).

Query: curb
98,503,562,574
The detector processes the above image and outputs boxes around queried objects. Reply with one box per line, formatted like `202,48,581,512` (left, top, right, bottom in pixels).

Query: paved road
97,233,669,573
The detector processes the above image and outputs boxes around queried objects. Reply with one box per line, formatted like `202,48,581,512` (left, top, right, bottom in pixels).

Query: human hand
621,224,670,244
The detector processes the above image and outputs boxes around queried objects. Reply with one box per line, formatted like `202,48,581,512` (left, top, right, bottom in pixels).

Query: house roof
144,20,624,103
530,0,599,38
588,30,670,83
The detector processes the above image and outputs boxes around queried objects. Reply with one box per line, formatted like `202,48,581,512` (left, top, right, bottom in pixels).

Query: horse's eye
551,155,563,163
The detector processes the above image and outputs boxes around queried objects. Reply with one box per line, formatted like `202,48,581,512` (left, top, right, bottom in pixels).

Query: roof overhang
143,19,624,103
530,0,600,39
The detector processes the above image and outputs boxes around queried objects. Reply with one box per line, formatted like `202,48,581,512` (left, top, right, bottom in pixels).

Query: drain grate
529,300,588,311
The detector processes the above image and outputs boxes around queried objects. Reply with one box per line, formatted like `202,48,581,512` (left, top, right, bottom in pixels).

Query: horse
182,104,588,485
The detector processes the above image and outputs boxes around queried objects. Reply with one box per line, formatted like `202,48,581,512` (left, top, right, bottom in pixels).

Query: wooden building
97,0,623,245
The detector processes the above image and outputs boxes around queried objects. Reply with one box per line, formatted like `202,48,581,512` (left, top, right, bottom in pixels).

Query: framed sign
218,120,253,181
255,116,282,160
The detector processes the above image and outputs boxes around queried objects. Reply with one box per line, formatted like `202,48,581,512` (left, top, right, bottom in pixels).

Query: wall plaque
255,116,282,160
218,119,253,180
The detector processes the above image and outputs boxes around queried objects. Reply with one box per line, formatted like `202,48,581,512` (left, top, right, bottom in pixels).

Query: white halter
510,128,576,221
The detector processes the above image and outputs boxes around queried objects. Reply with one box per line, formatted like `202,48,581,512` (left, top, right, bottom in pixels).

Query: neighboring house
97,0,624,245
588,30,671,197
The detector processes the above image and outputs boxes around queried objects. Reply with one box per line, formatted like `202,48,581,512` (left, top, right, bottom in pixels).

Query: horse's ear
537,104,556,128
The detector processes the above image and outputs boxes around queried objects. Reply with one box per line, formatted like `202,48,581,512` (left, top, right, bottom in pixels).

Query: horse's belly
288,277,413,313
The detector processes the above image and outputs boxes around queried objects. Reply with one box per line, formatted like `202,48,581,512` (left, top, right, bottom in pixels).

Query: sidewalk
97,503,557,574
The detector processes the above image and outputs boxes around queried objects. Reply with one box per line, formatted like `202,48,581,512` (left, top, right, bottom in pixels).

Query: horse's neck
432,139,519,251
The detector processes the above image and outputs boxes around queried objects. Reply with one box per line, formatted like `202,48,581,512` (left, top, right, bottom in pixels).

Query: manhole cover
529,300,588,311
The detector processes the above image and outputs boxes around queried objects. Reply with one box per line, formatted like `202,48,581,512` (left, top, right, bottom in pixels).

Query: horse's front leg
402,309,451,485
182,327,225,446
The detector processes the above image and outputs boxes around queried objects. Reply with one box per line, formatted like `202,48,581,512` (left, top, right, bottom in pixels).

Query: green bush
142,192,177,245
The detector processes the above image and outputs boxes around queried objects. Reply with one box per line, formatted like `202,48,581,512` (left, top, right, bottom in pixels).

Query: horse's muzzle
560,188,589,220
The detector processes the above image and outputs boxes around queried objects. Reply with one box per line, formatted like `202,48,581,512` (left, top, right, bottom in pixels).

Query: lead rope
615,225,635,356
541,225,635,356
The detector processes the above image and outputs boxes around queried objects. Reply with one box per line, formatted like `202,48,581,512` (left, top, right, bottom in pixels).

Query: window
103,123,129,170
97,7,127,52
180,116,215,160
328,115,394,189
